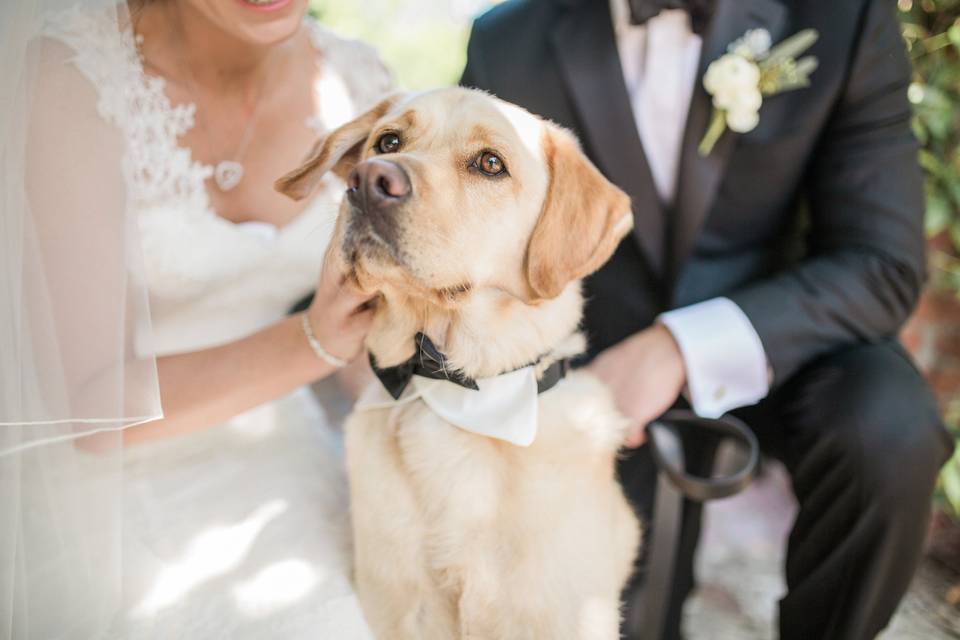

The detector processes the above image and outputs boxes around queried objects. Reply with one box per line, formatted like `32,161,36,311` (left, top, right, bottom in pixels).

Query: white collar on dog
354,365,541,447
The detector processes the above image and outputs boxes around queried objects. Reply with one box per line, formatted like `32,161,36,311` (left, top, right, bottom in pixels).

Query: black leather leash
626,410,760,640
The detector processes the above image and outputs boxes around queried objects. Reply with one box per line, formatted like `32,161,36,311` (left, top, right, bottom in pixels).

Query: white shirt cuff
658,297,769,419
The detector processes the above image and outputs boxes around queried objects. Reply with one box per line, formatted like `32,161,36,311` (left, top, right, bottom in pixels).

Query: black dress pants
619,341,954,640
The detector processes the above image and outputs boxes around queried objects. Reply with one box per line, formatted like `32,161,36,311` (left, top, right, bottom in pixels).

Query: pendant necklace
183,51,272,192
133,28,272,192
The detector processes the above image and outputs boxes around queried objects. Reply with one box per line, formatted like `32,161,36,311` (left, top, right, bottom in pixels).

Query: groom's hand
586,324,686,448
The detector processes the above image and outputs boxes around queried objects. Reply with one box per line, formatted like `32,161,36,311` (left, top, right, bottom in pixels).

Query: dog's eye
475,151,506,176
376,132,401,154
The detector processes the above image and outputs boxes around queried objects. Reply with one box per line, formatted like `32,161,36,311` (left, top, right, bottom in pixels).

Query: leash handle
647,410,759,502
628,410,760,640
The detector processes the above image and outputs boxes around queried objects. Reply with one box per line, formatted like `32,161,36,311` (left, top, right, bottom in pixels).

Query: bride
0,0,393,637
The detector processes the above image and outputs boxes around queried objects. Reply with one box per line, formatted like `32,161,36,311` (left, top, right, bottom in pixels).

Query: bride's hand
306,244,377,364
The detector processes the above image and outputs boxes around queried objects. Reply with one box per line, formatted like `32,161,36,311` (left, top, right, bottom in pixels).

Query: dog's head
276,88,631,375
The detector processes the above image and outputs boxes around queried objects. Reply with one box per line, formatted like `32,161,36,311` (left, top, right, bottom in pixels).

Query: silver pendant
214,160,244,191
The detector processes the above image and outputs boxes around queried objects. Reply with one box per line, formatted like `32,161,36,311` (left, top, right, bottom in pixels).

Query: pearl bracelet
301,313,349,369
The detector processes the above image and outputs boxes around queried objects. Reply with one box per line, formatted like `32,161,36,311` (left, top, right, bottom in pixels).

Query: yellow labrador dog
277,88,640,640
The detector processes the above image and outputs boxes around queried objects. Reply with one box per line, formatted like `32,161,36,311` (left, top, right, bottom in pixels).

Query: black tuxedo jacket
461,0,925,386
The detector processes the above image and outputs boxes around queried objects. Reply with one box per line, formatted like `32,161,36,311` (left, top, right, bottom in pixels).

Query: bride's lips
235,0,294,13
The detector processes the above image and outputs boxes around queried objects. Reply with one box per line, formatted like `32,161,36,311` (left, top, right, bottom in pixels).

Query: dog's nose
347,159,411,209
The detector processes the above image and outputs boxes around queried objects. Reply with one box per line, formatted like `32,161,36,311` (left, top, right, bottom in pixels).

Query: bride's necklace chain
132,27,273,192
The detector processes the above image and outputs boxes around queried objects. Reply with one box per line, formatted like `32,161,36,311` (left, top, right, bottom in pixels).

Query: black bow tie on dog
370,332,569,400
627,0,714,35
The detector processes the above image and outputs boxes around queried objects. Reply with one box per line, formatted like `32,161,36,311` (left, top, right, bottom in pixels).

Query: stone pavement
683,462,960,639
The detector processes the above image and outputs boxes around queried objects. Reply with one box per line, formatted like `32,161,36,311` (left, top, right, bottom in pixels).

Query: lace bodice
45,8,393,356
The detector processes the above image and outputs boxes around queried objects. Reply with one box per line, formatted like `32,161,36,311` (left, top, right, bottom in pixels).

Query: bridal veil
0,0,161,636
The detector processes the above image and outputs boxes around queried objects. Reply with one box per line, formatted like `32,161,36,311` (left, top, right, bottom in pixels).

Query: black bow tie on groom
370,332,569,400
628,0,715,35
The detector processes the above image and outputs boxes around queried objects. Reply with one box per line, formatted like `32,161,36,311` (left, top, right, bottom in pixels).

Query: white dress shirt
610,0,770,418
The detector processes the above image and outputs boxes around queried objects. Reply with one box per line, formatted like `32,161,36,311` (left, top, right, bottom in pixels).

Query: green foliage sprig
901,0,960,290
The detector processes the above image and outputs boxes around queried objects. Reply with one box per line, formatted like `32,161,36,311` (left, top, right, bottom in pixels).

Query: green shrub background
901,0,960,518
309,0,490,90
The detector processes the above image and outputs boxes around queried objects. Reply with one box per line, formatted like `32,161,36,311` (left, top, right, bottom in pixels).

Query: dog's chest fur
345,371,641,640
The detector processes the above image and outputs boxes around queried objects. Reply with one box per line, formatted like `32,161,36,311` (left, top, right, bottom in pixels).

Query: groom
462,0,952,638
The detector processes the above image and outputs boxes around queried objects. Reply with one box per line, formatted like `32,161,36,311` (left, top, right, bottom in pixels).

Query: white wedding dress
42,8,392,639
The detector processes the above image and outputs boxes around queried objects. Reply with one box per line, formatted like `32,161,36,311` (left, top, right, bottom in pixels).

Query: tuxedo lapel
550,0,666,276
669,0,787,293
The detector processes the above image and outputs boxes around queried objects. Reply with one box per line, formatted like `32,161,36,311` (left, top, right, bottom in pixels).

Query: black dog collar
371,332,568,400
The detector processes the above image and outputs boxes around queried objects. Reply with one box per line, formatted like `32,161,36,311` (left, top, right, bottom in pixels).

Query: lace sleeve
44,7,212,214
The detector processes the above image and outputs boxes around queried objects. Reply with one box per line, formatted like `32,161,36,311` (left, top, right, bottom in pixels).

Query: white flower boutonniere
699,28,820,156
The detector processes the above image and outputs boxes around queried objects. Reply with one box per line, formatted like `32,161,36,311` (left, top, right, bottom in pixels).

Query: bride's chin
232,14,305,47
183,0,308,47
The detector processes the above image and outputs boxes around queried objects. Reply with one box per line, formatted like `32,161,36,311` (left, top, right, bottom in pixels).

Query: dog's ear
524,124,633,300
275,94,402,201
